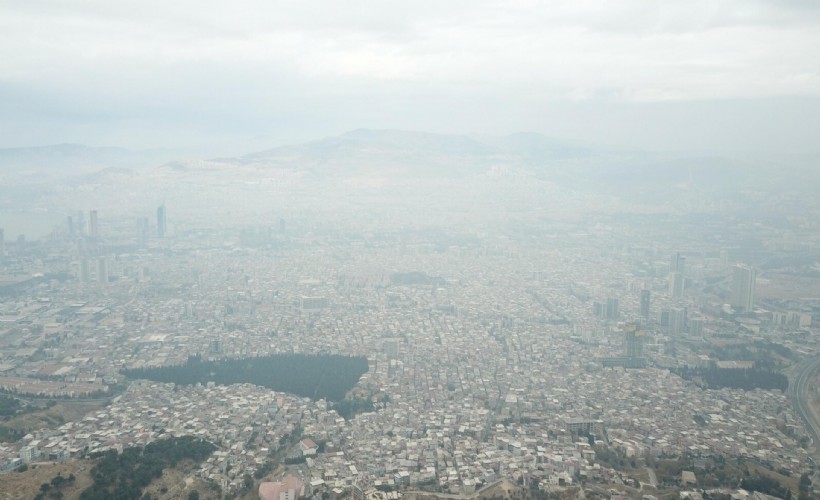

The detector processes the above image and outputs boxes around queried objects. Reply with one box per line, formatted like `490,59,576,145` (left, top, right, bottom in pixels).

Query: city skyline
2,1,820,498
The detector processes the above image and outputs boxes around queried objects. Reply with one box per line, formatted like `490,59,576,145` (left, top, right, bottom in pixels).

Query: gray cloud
1,0,818,156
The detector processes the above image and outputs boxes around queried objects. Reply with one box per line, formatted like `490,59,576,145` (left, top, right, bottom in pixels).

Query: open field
0,399,108,443
0,460,93,500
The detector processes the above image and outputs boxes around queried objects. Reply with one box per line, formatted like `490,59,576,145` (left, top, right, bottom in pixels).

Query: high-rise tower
97,256,108,285
668,272,684,298
606,297,620,320
731,264,756,312
157,204,167,238
79,258,91,282
670,252,686,274
624,324,645,358
669,307,686,335
668,252,686,298
138,217,149,247
89,210,99,239
640,289,650,320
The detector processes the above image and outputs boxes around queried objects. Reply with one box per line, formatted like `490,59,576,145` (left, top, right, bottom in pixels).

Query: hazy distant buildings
384,338,400,359
157,204,167,238
624,324,644,358
89,209,99,239
210,338,223,354
731,264,756,312
593,297,619,320
670,252,686,275
659,308,670,327
600,323,646,369
689,317,704,336
138,217,149,247
97,256,108,285
79,258,91,283
76,210,86,236
0,227,4,256
772,311,812,329
607,297,619,320
669,307,686,335
300,296,328,313
668,272,684,298
668,252,685,298
76,237,86,256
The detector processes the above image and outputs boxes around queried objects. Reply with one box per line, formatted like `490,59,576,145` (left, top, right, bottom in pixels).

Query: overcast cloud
1,0,819,157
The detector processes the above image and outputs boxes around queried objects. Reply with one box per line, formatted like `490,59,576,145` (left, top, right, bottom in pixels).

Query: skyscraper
689,317,704,336
89,210,99,239
668,271,684,298
606,297,620,320
640,289,651,320
76,210,86,236
138,217,149,247
670,252,686,274
0,228,4,256
97,256,108,285
669,307,686,335
624,324,644,358
79,258,90,283
731,264,756,312
157,204,167,238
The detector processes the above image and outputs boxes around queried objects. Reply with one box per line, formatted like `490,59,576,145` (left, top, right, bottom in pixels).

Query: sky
1,0,819,158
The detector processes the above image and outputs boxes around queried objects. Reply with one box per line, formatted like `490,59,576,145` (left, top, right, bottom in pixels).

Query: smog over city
1,2,820,499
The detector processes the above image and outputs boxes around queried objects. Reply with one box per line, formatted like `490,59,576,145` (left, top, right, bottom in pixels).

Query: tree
798,471,812,500
188,491,200,500
799,473,811,489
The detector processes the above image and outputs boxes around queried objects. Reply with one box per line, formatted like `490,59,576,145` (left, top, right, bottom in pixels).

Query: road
645,467,658,488
788,355,820,457
404,479,503,499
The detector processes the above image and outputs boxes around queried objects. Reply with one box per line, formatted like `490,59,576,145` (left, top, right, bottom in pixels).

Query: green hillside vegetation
80,435,216,500
122,353,369,402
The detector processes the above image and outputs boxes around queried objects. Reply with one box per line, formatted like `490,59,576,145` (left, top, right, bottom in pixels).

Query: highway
788,355,820,457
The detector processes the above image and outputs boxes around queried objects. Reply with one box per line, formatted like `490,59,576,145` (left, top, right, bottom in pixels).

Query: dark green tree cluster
79,436,216,500
0,425,24,442
798,472,813,500
673,366,788,391
0,394,21,417
332,397,374,419
254,460,275,479
122,354,368,402
34,472,76,500
740,475,791,498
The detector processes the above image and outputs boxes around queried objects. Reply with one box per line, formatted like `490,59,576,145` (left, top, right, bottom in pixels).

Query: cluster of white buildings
1,222,819,497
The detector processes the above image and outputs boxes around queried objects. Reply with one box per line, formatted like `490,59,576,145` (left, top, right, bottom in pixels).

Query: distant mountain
209,129,769,193
217,129,596,178
0,143,182,180
4,131,812,212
